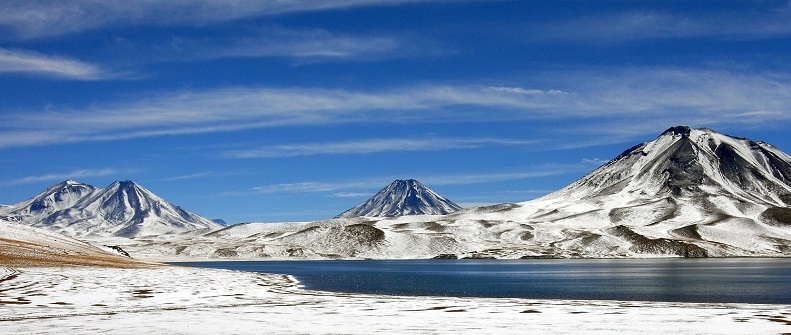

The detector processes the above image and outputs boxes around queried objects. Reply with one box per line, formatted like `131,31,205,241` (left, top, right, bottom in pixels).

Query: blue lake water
173,258,791,304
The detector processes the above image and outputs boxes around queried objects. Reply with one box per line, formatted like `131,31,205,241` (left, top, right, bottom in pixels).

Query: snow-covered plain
2,265,791,334
3,219,790,334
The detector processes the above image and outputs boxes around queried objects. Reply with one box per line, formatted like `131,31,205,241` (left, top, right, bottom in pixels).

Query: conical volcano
546,126,791,206
336,179,462,218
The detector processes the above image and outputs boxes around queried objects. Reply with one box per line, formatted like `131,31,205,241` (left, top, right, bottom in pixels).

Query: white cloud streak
0,0,430,39
162,28,405,62
226,137,536,158
4,168,118,186
420,169,575,186
535,8,791,43
159,171,215,182
332,192,372,198
251,181,377,194
488,87,568,95
0,48,113,80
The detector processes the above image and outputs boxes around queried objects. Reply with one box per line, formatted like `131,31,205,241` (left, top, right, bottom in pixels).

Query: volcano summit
336,179,462,218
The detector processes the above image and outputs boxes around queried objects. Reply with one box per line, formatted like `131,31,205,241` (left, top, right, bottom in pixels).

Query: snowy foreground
2,265,791,334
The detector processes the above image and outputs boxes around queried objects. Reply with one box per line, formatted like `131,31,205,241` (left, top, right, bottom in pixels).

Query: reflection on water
174,258,791,304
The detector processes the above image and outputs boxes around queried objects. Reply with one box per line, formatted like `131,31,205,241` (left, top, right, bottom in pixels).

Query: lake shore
2,265,791,334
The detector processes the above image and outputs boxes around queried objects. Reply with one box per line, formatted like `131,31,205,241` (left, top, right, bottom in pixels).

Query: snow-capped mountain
0,180,221,238
336,179,462,218
119,127,791,261
482,125,791,257
545,125,791,206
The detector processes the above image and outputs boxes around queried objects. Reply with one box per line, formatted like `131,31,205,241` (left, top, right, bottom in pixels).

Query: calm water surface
173,258,791,304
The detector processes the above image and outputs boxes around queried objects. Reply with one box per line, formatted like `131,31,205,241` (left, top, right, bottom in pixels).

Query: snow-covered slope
491,126,791,257
114,127,791,261
336,179,462,218
0,180,221,238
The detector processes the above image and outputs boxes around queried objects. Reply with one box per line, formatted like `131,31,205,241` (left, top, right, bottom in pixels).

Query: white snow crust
2,265,791,334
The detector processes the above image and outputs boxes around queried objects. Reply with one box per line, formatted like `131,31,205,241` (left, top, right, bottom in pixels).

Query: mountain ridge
0,180,220,238
5,126,791,261
127,126,791,261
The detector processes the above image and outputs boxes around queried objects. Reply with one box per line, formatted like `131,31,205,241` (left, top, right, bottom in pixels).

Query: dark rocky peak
387,179,424,192
662,125,692,137
104,180,145,202
111,180,140,191
393,179,419,186
663,137,705,190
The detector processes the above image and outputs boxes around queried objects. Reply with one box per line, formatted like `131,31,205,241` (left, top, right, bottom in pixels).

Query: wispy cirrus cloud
534,7,791,43
158,171,215,182
160,28,406,62
487,87,568,95
4,168,118,186
0,84,569,148
250,181,378,195
0,48,116,80
0,0,431,39
2,67,791,149
420,169,577,186
332,192,372,198
225,137,536,158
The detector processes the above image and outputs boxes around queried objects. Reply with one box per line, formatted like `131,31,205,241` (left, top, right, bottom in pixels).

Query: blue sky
2,1,791,223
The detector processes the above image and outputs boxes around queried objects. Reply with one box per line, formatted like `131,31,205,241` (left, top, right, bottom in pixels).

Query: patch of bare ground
0,237,156,268
764,316,791,326
606,225,708,257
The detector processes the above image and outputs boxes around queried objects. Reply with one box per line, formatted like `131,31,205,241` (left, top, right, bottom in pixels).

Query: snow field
2,266,791,334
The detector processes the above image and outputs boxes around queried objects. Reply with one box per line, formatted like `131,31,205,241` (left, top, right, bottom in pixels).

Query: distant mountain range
4,126,791,260
124,126,791,260
336,179,462,218
0,180,220,238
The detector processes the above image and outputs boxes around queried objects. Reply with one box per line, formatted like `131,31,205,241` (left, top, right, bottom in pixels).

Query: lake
173,258,791,304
